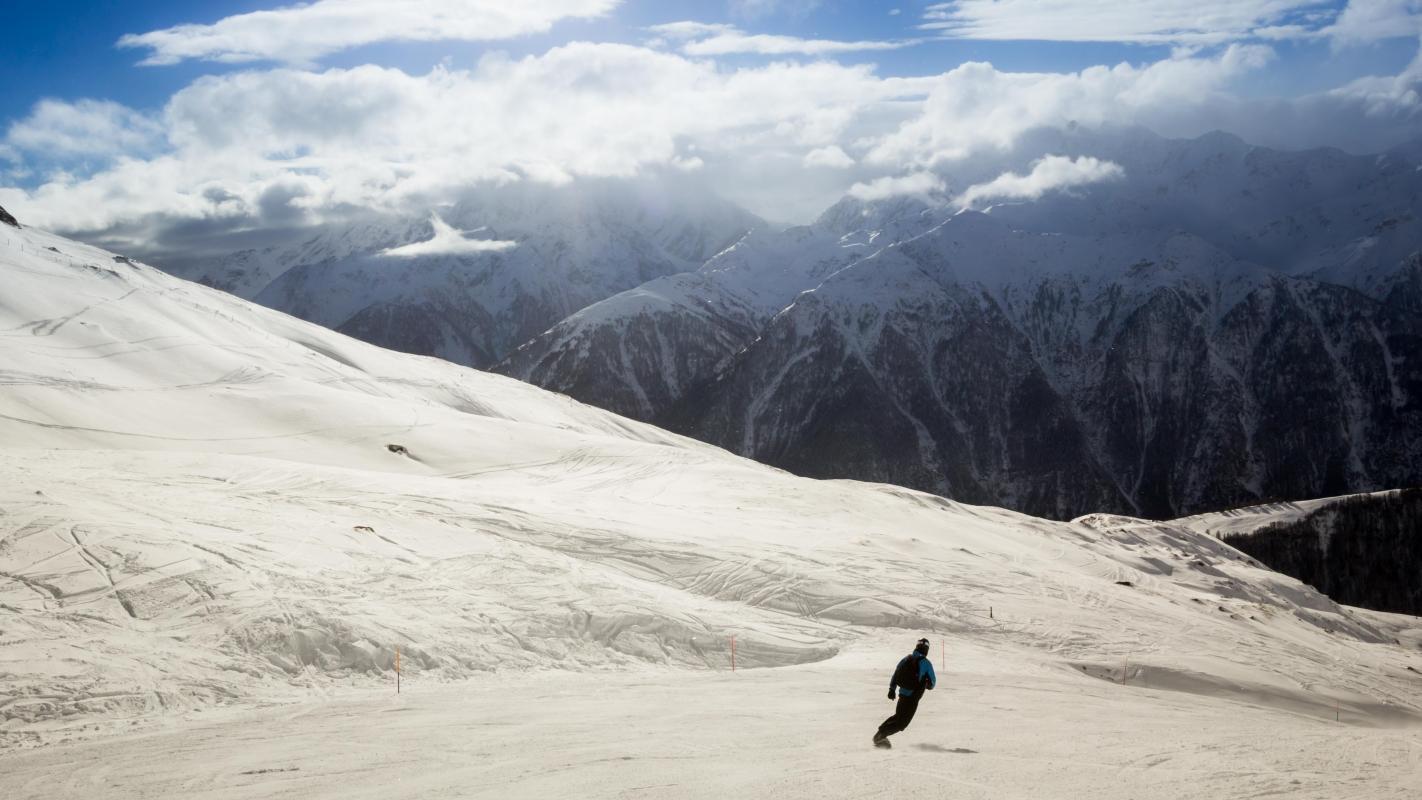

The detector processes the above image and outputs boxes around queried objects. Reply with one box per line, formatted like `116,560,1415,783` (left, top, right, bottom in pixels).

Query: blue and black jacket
890,653,937,698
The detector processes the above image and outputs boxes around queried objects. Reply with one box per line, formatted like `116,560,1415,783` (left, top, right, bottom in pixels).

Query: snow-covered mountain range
152,129,1421,522
498,195,947,421
497,129,1422,520
167,180,762,368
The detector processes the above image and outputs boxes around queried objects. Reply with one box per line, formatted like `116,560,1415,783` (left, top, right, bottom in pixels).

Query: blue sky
1,1,1419,241
3,0,1413,116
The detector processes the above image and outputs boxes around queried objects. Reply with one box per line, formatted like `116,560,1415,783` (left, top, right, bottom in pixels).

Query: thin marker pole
396,646,401,695
731,635,736,672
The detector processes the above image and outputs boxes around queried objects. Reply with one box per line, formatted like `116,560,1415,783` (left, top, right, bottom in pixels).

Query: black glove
887,688,896,700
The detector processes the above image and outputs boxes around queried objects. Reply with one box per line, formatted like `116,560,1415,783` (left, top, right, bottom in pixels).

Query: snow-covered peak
812,193,945,239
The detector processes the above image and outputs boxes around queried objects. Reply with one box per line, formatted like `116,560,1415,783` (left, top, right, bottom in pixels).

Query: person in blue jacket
873,637,936,748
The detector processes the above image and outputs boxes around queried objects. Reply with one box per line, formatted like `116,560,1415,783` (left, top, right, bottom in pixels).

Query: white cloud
847,171,945,201
868,44,1275,166
118,0,620,65
5,44,929,233
921,0,1339,45
5,99,164,158
381,214,516,257
649,21,915,56
1326,45,1422,114
955,155,1124,207
803,145,856,168
1322,0,1422,45
6,28,1421,239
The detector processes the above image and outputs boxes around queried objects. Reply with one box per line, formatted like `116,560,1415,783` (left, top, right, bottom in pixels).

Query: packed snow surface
1,223,1420,797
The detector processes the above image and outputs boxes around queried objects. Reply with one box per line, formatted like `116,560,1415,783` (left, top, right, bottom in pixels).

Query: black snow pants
877,691,923,738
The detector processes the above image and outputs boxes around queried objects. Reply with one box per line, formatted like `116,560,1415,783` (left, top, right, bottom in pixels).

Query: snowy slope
2,222,1421,797
5,638,1422,800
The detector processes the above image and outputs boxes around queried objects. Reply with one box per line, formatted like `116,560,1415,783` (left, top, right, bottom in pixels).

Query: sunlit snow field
2,223,1420,798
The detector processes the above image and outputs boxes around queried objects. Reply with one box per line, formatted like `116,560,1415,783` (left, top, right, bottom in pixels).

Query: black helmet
914,638,930,655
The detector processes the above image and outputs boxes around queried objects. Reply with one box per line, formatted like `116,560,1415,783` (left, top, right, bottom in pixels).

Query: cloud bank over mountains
1,0,1419,244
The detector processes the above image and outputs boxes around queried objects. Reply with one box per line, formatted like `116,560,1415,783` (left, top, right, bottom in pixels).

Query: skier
873,637,936,748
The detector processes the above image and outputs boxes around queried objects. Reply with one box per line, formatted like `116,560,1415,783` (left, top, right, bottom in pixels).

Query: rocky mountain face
500,129,1422,520
666,218,1421,519
167,180,763,368
496,196,946,420
662,237,1131,519
0,204,18,227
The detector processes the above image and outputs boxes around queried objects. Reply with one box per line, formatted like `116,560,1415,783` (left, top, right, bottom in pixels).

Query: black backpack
892,653,923,690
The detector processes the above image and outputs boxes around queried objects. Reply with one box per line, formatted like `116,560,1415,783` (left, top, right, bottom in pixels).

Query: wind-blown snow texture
499,129,1422,521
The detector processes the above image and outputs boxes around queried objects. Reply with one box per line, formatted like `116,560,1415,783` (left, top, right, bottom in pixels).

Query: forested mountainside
1219,490,1422,616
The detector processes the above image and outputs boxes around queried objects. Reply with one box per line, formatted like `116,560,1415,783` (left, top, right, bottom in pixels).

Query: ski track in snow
3,642,1420,800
